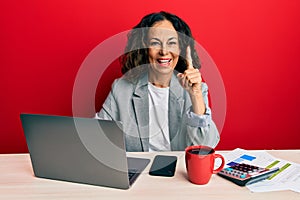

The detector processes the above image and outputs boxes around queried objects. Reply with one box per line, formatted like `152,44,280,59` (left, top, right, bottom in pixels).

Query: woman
96,11,220,151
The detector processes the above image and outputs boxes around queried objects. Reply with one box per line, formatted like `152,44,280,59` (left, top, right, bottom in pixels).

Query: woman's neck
148,73,171,88
150,82,169,88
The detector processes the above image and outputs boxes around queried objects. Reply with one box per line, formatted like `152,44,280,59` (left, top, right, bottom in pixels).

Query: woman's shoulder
111,77,135,91
112,67,148,91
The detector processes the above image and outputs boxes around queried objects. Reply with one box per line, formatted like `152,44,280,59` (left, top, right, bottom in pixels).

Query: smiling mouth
157,58,172,65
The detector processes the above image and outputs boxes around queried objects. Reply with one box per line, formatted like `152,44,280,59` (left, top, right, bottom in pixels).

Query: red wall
1,0,300,153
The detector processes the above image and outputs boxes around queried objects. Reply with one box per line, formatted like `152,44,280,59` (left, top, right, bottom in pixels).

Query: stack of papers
218,148,300,193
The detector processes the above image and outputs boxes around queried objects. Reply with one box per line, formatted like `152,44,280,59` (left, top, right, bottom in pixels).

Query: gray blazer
96,69,220,151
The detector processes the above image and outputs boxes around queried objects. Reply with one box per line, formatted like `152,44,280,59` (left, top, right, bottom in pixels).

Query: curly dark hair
120,11,200,74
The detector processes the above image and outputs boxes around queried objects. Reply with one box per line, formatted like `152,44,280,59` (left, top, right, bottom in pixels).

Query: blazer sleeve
185,83,220,148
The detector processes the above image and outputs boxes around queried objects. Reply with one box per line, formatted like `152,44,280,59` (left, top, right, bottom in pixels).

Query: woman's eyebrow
149,37,178,41
168,37,178,41
149,38,161,42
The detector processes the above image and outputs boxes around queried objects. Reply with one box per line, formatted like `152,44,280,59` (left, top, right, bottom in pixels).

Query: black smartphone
149,155,177,177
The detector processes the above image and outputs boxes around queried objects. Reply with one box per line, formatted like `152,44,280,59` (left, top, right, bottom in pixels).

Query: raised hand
177,46,202,95
177,46,206,115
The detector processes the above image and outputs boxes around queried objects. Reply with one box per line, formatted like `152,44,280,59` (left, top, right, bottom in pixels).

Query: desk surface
1,150,299,200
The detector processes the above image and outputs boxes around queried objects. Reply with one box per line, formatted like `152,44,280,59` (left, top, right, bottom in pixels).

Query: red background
1,0,300,153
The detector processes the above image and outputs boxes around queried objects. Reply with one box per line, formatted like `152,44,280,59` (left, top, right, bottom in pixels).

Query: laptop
20,113,150,189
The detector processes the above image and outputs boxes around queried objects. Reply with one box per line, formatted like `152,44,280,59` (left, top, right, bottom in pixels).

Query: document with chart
218,148,300,193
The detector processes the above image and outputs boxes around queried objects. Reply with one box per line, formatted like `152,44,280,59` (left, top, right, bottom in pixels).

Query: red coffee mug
185,145,225,185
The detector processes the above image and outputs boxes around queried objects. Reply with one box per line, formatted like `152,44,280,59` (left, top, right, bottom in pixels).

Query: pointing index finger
186,46,193,69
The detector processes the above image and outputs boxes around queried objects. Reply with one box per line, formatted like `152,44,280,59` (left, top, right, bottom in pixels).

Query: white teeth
158,59,171,63
160,60,169,63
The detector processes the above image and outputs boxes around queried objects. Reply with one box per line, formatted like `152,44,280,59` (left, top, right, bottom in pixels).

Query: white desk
0,150,299,200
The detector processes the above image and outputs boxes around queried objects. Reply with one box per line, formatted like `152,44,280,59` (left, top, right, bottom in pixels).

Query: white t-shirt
148,82,171,151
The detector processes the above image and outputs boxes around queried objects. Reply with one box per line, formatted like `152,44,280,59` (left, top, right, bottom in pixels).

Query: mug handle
213,154,225,174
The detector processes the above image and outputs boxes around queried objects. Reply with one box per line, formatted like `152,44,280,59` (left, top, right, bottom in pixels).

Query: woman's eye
169,41,177,45
150,41,160,46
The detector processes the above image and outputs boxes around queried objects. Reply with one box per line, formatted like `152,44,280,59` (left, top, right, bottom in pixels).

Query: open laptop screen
20,113,149,189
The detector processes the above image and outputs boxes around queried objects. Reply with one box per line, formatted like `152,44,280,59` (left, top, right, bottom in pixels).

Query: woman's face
147,20,180,76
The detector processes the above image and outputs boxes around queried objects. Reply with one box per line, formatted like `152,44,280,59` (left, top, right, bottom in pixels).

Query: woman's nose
159,45,168,55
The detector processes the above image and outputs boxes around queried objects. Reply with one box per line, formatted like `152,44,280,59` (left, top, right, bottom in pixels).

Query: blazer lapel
169,74,185,150
132,73,149,151
131,71,185,151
